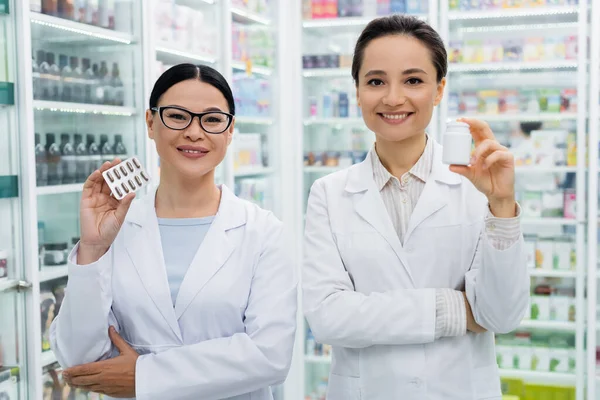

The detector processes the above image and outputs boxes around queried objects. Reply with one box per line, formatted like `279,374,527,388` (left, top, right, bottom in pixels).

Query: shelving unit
440,2,588,399
36,184,83,196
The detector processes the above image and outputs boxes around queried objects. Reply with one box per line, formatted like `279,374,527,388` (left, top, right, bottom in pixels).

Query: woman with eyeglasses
49,64,297,400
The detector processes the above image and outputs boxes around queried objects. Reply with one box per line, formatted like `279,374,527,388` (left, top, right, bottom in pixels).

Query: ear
434,77,446,107
356,85,361,108
146,109,155,140
227,118,235,146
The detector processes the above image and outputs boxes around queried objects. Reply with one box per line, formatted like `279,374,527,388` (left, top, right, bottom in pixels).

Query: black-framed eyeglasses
151,106,234,134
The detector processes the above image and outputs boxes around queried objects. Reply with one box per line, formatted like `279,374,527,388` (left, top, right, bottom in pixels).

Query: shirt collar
370,135,434,191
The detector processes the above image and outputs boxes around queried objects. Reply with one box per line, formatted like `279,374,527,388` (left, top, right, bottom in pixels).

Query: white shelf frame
33,100,136,116
449,60,578,73
498,369,576,385
456,112,578,122
30,12,136,44
233,166,274,178
519,320,576,332
36,183,84,196
231,6,271,26
447,5,579,21
155,44,218,65
39,266,69,283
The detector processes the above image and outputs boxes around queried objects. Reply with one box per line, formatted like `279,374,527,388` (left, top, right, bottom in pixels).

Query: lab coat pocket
473,363,502,399
326,374,361,400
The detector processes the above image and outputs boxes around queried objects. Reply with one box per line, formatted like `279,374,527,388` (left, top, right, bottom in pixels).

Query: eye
406,78,423,85
206,116,225,123
367,79,384,86
166,112,188,120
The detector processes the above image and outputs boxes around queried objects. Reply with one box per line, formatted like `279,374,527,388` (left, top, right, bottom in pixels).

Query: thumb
108,326,133,355
449,165,473,181
114,192,136,223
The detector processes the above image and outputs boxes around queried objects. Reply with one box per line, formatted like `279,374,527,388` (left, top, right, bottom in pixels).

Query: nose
382,84,407,107
183,116,207,141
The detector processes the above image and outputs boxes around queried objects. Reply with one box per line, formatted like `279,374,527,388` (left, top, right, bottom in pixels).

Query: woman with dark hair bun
303,15,528,399
49,63,297,400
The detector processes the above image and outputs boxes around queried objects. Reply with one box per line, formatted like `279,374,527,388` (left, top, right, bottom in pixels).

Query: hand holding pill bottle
77,158,138,265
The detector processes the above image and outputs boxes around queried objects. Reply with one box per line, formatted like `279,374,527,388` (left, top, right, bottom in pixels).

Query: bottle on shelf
37,50,50,100
42,0,58,16
74,134,89,183
70,57,84,103
74,0,86,22
82,58,94,104
92,63,102,104
99,134,114,164
86,134,102,176
86,0,99,25
114,134,127,157
98,0,114,29
35,133,48,187
58,0,74,19
32,52,41,101
45,133,62,186
111,62,124,107
46,52,61,101
59,134,76,184
99,61,113,105
59,54,73,102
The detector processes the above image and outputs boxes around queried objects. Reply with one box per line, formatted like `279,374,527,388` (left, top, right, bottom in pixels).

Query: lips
177,145,209,154
380,112,413,120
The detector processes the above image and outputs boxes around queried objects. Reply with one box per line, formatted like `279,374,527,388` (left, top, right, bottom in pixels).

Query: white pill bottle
442,121,472,166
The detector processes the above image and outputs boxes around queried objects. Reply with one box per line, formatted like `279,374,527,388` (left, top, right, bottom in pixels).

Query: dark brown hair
351,15,448,85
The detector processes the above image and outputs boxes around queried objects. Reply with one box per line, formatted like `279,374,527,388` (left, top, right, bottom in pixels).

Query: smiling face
146,79,235,179
356,34,446,143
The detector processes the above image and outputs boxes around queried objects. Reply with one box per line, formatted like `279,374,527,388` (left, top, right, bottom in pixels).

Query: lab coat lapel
404,142,462,242
345,154,414,286
174,185,245,320
124,188,182,341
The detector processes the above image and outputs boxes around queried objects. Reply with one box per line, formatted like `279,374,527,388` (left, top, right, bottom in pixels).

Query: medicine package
102,157,151,200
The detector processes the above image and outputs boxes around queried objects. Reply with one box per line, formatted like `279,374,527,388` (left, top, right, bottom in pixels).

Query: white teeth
181,149,203,154
382,113,408,120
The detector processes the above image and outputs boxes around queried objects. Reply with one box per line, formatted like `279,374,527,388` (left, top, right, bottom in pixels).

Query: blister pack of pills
102,157,151,200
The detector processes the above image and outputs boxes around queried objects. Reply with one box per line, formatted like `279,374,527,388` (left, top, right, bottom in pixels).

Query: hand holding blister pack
442,121,473,166
102,157,151,200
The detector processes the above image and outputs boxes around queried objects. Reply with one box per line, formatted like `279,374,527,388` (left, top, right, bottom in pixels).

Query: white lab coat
303,141,529,400
50,185,297,400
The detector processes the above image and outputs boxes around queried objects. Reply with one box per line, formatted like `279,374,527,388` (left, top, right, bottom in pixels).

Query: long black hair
352,15,448,85
149,63,235,115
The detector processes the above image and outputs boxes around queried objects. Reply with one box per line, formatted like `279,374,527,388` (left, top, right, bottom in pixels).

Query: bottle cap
446,120,470,134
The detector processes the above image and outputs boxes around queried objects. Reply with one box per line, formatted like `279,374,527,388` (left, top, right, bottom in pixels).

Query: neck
155,165,221,218
375,132,428,179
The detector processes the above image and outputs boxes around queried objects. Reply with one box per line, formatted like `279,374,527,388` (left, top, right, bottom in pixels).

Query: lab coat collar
123,184,246,340
345,139,461,194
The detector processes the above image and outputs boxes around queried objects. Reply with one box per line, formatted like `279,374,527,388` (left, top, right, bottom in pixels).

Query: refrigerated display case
298,1,438,398
438,1,586,399
1,1,31,399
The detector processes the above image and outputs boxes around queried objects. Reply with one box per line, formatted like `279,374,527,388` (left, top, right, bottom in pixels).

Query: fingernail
110,326,116,332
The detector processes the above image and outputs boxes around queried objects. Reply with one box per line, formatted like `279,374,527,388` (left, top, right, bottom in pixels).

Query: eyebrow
165,105,225,113
364,68,428,78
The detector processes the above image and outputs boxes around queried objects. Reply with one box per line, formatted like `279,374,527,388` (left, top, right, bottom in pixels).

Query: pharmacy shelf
33,100,136,116
39,266,69,283
231,7,271,25
521,218,578,226
155,44,217,65
515,166,578,173
30,12,135,45
458,112,578,122
305,355,332,364
447,5,579,21
303,68,351,78
176,0,215,7
36,183,84,196
498,369,576,385
529,269,577,279
449,61,578,73
519,320,576,332
304,117,363,126
234,167,274,178
0,279,19,294
303,14,427,31
41,351,57,368
304,166,344,174
236,116,273,125
231,61,272,76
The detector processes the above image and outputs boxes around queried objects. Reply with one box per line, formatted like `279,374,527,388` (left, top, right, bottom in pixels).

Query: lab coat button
488,223,496,231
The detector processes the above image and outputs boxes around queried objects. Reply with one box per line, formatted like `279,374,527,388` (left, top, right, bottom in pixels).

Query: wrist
488,197,517,218
78,243,109,265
